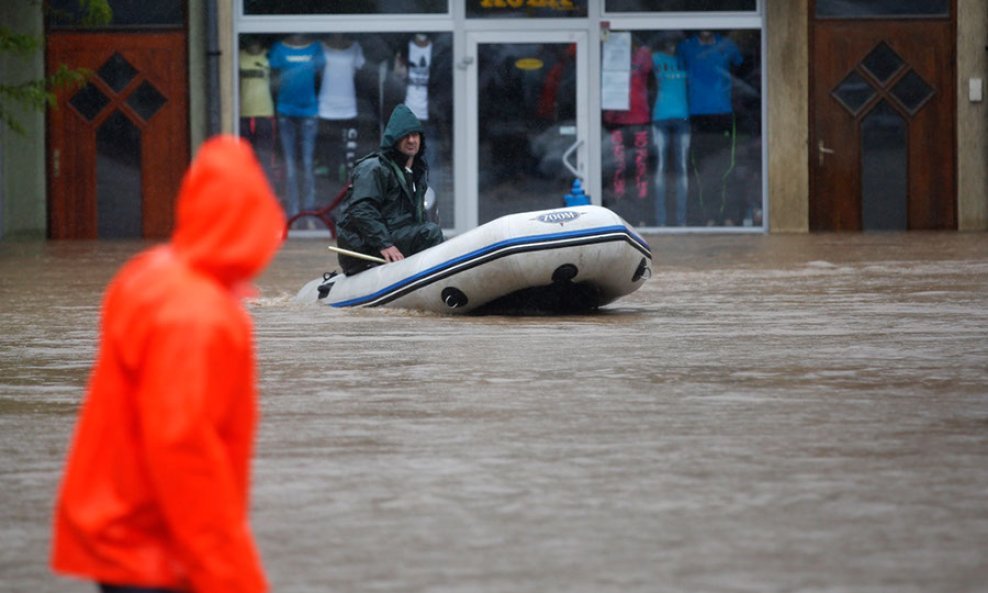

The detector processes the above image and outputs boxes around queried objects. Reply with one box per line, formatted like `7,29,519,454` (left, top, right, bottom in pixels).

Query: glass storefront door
466,31,588,226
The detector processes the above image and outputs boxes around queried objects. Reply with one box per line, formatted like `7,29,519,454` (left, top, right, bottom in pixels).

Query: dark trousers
338,222,444,276
689,113,737,225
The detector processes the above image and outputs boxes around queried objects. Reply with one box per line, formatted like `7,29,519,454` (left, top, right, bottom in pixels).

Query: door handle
562,138,584,178
53,149,61,178
818,140,835,166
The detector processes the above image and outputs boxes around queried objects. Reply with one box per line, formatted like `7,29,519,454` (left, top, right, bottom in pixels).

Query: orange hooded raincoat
51,136,285,593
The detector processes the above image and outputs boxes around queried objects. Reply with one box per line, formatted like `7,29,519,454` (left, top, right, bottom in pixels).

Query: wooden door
810,16,955,230
47,32,188,239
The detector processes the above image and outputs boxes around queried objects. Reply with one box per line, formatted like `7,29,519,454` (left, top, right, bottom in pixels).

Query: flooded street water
2,232,987,593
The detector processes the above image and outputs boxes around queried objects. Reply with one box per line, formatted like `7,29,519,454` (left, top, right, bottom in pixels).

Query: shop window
237,32,455,224
605,0,757,12
600,29,762,228
243,1,448,15
475,41,580,223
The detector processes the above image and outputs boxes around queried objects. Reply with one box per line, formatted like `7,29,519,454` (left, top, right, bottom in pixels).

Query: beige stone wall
188,0,206,150
0,2,46,238
219,0,235,134
189,0,235,148
765,0,809,232
957,0,988,230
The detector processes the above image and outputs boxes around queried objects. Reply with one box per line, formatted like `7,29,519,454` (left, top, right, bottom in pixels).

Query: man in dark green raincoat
335,104,444,275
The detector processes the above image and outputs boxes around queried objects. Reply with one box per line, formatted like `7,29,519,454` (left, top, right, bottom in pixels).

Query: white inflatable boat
297,205,651,315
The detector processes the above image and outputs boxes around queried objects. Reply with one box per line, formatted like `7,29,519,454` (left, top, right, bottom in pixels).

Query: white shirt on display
318,41,366,120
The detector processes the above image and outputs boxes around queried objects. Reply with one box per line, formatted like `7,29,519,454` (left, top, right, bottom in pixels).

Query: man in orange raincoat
51,136,285,593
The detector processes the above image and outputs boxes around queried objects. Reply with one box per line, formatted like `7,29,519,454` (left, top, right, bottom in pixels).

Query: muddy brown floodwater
1,232,987,593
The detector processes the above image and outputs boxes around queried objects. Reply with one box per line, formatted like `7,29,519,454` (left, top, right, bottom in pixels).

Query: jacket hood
380,104,424,151
171,135,285,286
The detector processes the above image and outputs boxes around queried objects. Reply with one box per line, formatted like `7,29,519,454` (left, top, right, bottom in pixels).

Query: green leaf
0,0,110,132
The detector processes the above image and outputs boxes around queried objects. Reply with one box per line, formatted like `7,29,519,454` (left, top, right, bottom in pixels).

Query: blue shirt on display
269,40,325,118
652,51,689,121
677,34,743,116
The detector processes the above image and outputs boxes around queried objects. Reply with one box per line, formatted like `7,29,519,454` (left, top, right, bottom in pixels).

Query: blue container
563,178,590,207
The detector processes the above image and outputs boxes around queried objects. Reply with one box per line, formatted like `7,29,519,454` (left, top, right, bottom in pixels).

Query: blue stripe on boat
330,225,650,308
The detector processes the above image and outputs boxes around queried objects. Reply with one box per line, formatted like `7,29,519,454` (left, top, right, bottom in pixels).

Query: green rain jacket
337,104,431,256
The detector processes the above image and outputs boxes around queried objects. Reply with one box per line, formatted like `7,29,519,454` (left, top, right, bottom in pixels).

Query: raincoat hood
171,136,285,287
380,103,424,151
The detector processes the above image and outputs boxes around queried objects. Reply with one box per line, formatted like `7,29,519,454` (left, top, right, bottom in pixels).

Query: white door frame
458,29,591,232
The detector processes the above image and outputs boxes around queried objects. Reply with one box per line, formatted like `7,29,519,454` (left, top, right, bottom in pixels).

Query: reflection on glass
605,0,756,12
236,32,455,226
816,0,949,18
244,0,447,15
467,0,587,18
97,110,142,238
602,29,762,228
861,100,907,230
602,33,654,227
477,42,577,224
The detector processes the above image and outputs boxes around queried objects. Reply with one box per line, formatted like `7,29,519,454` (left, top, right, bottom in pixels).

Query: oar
328,245,387,264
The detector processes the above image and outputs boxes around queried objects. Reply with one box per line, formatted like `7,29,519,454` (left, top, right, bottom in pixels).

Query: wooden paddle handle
328,245,387,264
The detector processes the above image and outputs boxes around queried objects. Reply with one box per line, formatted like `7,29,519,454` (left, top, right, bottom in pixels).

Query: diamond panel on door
97,52,138,92
832,71,876,116
860,42,904,84
891,71,935,115
69,84,110,121
126,81,167,121
831,42,935,120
